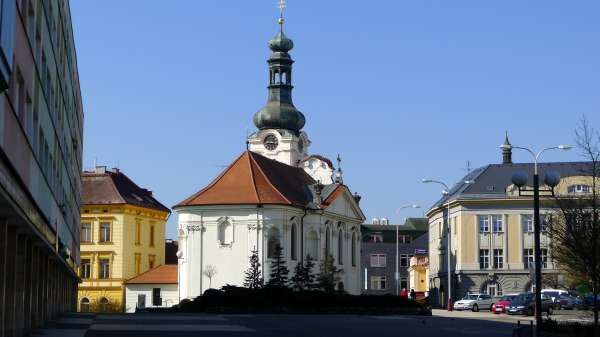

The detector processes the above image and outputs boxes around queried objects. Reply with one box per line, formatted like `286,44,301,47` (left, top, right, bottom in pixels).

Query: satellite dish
544,169,561,188
511,170,528,187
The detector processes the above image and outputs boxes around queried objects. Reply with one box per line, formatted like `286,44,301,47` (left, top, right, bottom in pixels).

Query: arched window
218,220,233,245
306,230,319,260
99,297,109,313
290,223,297,261
80,297,90,313
337,229,344,265
267,227,280,259
351,231,357,267
325,227,331,256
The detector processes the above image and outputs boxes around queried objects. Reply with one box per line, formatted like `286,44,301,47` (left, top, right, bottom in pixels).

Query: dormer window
568,184,591,194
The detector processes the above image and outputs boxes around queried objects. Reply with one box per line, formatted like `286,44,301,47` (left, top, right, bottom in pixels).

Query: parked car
541,289,569,308
491,294,520,314
454,293,494,312
582,294,600,310
506,293,554,316
557,294,582,310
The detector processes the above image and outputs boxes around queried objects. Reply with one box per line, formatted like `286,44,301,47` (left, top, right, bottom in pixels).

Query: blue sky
71,1,600,239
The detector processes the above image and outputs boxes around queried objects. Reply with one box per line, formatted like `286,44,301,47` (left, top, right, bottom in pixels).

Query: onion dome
269,31,294,52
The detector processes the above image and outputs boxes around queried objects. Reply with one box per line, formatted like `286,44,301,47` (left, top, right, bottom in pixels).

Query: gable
324,188,365,221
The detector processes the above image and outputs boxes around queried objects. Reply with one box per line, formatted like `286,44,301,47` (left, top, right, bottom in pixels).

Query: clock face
263,134,279,151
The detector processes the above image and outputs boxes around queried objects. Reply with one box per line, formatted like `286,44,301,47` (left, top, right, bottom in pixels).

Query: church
174,13,365,297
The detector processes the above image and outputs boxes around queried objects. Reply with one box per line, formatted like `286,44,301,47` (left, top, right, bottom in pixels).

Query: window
370,254,386,267
400,254,409,267
370,276,387,290
152,288,161,306
135,253,141,275
568,184,591,194
351,232,357,267
524,249,534,269
149,225,155,246
479,249,489,269
541,249,548,269
522,215,534,233
325,228,331,254
478,215,489,233
306,230,319,260
149,255,156,269
99,222,111,242
493,249,504,269
80,259,91,279
337,230,344,265
99,259,110,279
400,278,408,290
370,234,383,243
267,227,280,259
99,297,109,313
398,235,411,244
218,220,233,245
79,298,90,313
290,224,297,261
135,220,141,245
541,215,550,232
492,215,503,233
81,223,91,243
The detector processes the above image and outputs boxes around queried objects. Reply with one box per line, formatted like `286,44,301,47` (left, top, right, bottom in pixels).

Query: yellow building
77,166,170,312
408,255,429,293
425,135,594,308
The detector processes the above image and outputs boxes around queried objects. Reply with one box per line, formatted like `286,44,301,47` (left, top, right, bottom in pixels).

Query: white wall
125,284,178,313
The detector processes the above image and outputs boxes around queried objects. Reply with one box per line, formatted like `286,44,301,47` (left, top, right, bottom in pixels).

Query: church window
267,227,280,259
351,231,357,267
218,220,233,245
325,227,331,256
290,223,297,261
337,229,344,265
306,230,319,260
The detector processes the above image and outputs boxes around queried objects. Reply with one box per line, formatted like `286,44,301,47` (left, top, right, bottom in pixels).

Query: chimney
95,166,107,174
502,131,512,164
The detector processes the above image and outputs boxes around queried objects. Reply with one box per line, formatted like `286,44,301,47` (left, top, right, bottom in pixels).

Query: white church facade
174,17,365,298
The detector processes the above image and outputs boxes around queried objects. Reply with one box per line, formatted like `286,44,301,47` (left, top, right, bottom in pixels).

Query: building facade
426,136,593,307
124,264,178,313
361,218,428,295
0,1,84,336
175,16,365,297
78,167,170,312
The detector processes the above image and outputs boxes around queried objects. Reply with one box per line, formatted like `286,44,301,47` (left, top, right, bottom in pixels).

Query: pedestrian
410,289,416,301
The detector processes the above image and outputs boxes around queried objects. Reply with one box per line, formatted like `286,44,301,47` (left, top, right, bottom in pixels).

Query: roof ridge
174,152,248,207
248,151,292,205
125,264,168,283
246,151,261,203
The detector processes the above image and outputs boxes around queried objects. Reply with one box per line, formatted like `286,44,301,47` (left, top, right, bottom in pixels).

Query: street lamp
500,143,571,333
176,250,184,304
395,204,421,296
422,178,474,310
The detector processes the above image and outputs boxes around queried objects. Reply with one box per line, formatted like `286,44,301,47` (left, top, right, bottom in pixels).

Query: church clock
263,134,279,151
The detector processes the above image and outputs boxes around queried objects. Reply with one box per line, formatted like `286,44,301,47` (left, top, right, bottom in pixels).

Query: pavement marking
89,324,254,332
33,329,87,337
56,318,94,325
95,314,227,321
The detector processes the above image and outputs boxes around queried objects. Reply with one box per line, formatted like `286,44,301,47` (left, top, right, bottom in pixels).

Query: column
15,235,26,337
30,247,39,329
24,241,33,334
4,226,18,337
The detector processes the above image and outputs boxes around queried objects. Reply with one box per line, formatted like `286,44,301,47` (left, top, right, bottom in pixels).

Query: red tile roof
125,265,177,284
174,150,315,208
82,169,170,213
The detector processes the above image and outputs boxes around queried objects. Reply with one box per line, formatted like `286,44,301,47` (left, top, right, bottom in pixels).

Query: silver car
453,293,494,312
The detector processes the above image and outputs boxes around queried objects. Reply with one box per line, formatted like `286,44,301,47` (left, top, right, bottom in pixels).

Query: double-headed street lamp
500,143,571,333
395,204,421,296
422,179,474,310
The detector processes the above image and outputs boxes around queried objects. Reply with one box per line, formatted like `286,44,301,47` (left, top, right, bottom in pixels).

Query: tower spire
277,0,286,31
502,131,513,164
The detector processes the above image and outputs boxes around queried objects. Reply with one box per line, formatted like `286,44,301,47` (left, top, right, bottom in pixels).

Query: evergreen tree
243,247,263,289
316,253,342,292
291,255,316,290
267,244,290,288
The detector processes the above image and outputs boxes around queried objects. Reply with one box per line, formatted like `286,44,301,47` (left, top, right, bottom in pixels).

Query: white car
453,293,494,312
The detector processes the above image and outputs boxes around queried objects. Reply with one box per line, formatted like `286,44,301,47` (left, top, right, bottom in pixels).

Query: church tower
248,8,310,166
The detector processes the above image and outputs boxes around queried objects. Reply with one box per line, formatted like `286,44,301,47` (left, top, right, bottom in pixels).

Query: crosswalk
38,312,255,337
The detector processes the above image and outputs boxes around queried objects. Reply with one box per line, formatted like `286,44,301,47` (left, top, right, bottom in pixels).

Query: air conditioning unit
381,218,389,225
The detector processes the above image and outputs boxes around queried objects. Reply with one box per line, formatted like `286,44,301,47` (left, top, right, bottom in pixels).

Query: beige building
426,136,592,308
78,167,170,312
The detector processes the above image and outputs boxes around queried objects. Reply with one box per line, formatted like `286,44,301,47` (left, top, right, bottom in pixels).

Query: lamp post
176,250,184,304
500,143,571,333
422,179,474,310
395,204,421,296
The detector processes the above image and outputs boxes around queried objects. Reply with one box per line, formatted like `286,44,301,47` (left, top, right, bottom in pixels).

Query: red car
491,294,520,314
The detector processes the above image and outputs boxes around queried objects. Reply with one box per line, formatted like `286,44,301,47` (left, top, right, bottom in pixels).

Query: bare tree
203,265,218,289
547,116,600,332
